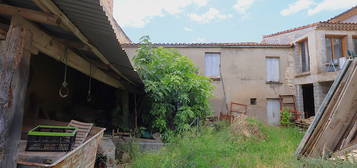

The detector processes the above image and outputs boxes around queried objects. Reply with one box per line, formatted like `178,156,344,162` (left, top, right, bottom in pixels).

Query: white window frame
266,57,280,83
204,52,221,78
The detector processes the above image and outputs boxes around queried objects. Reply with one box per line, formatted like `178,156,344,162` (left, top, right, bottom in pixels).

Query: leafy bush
133,36,214,141
280,108,293,126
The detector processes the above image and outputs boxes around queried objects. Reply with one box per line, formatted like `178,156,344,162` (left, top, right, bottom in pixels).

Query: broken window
205,53,220,77
299,40,310,72
325,35,347,71
266,57,280,82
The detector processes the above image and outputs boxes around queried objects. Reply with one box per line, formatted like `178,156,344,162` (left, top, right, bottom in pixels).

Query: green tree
133,36,214,140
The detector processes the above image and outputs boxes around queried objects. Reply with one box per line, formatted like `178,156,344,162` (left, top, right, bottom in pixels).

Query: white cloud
184,27,193,32
280,0,315,16
114,0,209,28
308,0,357,15
192,0,208,7
193,37,207,43
188,8,232,24
233,0,256,14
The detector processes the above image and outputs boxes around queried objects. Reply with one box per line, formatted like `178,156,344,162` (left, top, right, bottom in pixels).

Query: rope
87,63,92,102
59,48,69,98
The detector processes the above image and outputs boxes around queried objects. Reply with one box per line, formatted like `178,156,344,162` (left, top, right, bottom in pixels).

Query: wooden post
0,16,32,168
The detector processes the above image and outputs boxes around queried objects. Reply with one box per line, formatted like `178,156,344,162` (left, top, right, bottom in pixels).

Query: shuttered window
205,53,220,77
266,57,280,82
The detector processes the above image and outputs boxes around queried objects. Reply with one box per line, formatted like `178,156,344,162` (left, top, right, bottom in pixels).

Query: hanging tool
59,48,69,98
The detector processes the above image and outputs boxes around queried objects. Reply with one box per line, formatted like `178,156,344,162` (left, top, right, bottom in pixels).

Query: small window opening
250,98,257,105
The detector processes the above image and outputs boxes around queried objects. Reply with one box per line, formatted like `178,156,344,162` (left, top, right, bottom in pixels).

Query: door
267,99,281,126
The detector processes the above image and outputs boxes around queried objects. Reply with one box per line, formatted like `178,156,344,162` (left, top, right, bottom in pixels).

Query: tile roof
316,21,357,30
263,6,357,38
122,42,293,48
262,23,318,38
327,6,357,23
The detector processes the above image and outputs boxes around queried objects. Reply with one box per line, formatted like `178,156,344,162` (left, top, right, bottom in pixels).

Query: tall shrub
133,36,214,139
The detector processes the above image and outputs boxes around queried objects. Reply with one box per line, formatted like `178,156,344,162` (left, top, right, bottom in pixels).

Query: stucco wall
124,46,295,123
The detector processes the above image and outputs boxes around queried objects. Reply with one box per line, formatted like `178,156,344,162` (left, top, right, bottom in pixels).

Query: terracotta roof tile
263,6,357,39
121,42,293,48
262,23,319,38
327,6,357,23
316,21,357,30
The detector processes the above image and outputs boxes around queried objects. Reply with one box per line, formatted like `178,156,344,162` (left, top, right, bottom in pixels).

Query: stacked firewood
295,116,315,130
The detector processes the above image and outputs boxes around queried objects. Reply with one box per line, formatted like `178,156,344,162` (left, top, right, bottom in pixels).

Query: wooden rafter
0,4,60,26
12,16,123,89
32,0,136,86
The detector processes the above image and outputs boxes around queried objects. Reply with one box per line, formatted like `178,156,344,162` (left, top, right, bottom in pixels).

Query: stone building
123,6,357,125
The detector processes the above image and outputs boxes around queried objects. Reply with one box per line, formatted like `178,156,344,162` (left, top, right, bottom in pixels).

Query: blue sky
113,0,357,43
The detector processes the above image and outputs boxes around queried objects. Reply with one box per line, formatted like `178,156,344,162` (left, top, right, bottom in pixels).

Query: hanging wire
59,48,70,98
87,63,93,102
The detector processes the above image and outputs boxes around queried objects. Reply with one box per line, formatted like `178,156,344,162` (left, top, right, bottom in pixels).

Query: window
325,35,347,70
266,57,280,82
299,40,310,72
205,53,220,77
353,37,357,55
250,98,257,105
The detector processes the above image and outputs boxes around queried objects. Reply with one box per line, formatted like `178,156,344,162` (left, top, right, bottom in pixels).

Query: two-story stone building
123,7,357,125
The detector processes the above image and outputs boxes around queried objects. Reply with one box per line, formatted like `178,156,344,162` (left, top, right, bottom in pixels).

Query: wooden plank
341,121,357,149
68,120,93,148
300,59,357,157
0,16,32,168
14,16,123,89
306,61,356,156
33,0,136,86
313,60,357,154
307,64,355,155
296,59,353,155
0,4,60,26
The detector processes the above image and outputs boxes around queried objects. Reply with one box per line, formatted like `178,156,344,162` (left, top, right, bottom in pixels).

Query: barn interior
0,0,144,166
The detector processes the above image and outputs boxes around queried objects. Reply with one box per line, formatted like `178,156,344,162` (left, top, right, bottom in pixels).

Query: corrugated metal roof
5,0,142,88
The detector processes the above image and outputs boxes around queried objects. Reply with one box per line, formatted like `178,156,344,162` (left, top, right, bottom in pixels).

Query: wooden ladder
279,95,301,120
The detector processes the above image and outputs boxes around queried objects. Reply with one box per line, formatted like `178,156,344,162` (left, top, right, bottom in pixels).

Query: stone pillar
313,82,331,114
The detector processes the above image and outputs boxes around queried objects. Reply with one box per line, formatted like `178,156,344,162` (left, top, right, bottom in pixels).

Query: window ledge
266,81,282,84
208,76,221,81
295,72,311,77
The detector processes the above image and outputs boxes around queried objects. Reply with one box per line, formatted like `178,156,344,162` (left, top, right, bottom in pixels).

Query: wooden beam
33,0,136,86
13,16,123,89
0,4,60,26
0,16,32,168
56,38,90,52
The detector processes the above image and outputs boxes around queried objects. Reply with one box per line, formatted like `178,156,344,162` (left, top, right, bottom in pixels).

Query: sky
113,0,357,43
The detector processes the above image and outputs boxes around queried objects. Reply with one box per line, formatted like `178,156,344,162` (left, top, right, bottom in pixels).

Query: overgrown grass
130,120,356,168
